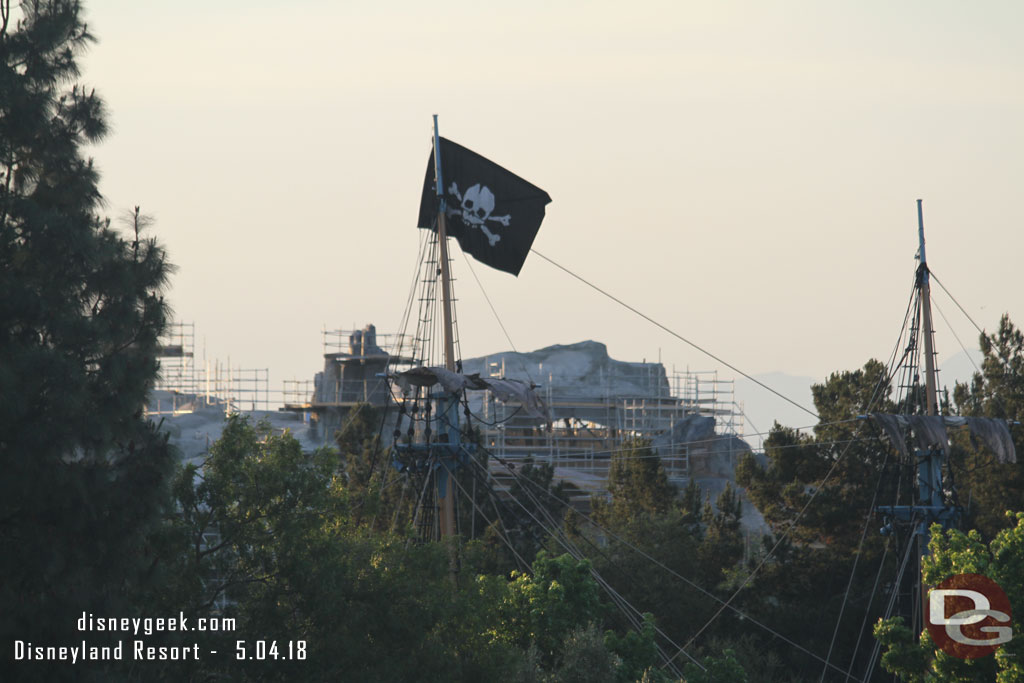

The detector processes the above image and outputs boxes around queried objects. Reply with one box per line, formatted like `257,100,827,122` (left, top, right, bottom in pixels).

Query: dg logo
925,573,1013,659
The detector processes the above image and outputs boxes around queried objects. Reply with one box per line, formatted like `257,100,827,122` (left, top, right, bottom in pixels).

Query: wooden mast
917,199,939,418
432,115,458,540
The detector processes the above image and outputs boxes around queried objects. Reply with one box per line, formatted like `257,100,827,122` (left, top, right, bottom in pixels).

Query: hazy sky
77,1,1023,420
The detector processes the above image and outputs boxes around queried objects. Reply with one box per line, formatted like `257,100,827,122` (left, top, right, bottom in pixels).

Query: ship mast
876,200,960,644
917,199,939,419
432,115,459,540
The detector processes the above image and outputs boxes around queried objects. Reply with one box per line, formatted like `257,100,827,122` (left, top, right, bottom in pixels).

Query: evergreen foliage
1,2,173,679
874,513,1024,682
951,314,1024,537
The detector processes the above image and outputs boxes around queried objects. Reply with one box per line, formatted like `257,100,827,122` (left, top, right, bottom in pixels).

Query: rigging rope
464,456,695,675
819,443,891,681
930,270,985,336
861,533,918,681
932,298,981,377
671,344,902,669
444,458,532,572
530,248,819,420
843,539,891,682
481,447,857,678
461,250,536,385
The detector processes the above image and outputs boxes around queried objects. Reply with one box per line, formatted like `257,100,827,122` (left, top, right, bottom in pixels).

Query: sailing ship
376,119,1018,677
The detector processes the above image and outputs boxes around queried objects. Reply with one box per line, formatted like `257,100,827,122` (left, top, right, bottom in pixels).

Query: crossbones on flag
417,137,551,277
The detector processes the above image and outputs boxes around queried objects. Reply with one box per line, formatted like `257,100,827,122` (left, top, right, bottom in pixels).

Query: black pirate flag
417,137,551,276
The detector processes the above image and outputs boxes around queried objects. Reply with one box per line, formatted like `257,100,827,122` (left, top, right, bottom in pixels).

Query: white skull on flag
447,182,511,246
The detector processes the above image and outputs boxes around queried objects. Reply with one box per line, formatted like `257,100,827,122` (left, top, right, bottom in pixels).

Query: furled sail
869,413,1016,463
395,366,548,420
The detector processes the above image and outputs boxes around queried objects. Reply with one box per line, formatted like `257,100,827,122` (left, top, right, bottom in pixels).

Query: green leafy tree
682,649,748,683
487,551,665,681
158,416,529,681
492,551,604,666
0,2,173,678
163,415,346,613
873,512,1024,682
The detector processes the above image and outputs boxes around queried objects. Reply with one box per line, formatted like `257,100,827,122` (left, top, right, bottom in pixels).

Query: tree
952,314,1024,537
493,551,604,666
592,438,677,527
682,649,748,683
733,361,898,678
873,512,1024,682
0,1,173,678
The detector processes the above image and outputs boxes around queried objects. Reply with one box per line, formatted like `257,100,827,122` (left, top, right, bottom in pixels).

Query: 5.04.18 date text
235,640,306,660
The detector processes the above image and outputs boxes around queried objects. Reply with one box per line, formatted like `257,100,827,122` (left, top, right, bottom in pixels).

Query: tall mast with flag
391,117,552,544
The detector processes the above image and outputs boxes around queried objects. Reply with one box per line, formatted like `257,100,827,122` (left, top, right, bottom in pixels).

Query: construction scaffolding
150,323,749,489
154,322,197,397
148,322,273,415
477,366,745,490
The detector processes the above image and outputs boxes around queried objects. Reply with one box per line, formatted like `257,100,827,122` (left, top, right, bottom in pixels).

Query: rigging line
394,228,433,370
396,228,432,358
819,444,892,681
931,294,1022,427
897,298,924,414
352,466,406,512
365,377,396,486
465,403,524,427
669,443,856,669
884,276,922,381
932,298,982,377
498,472,682,670
458,401,861,448
861,531,917,682
405,468,436,551
458,451,534,574
675,329,901,668
509,469,693,677
390,472,412,533
929,270,985,336
844,540,891,682
530,248,819,420
460,251,536,385
444,458,532,572
466,457,694,674
446,237,465,367
471,435,878,463
484,449,853,678
460,402,875,457
587,567,692,676
365,466,403,532
554,505,695,676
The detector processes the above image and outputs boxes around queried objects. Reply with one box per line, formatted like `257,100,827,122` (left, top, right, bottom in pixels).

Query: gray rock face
643,412,767,536
461,340,670,399
147,391,324,463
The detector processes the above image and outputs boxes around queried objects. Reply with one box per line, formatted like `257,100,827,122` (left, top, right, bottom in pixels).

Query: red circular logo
924,573,1013,659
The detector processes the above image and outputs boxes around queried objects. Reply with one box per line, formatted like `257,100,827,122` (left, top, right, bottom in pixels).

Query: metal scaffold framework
477,363,745,491
149,322,272,415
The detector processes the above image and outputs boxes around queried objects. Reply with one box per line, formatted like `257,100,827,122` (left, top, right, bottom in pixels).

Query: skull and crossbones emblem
446,182,511,246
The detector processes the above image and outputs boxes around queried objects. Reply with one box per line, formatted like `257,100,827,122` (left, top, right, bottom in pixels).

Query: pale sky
77,1,1024,422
